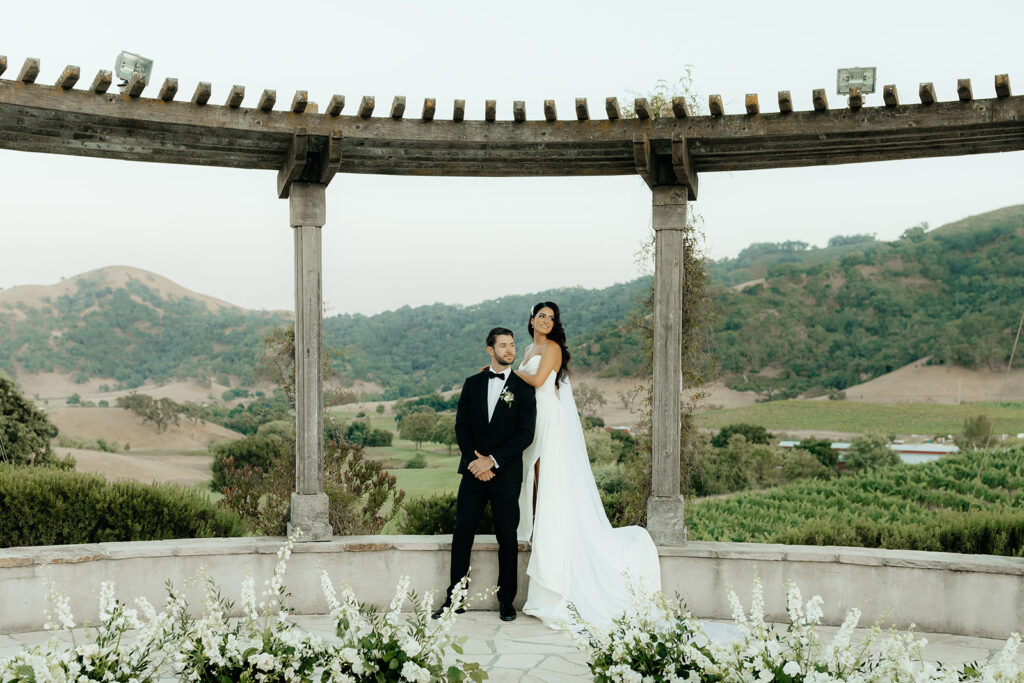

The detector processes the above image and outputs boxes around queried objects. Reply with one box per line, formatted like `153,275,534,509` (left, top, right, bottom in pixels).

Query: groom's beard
493,354,515,369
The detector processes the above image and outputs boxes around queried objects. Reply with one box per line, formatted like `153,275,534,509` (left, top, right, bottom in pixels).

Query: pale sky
1,0,1022,315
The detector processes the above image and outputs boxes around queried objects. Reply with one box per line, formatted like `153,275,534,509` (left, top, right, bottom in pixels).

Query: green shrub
1,374,58,465
0,465,245,547
584,428,617,464
405,453,427,469
843,434,900,471
711,423,772,448
777,509,1024,556
210,435,290,492
781,448,834,482
593,462,628,523
797,437,839,470
399,493,494,535
367,428,393,447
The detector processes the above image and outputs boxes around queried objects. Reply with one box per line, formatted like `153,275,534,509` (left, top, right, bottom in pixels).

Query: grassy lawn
697,400,1024,437
387,467,461,499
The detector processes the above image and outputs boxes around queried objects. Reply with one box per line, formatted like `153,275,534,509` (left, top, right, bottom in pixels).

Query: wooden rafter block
883,84,899,107
452,99,465,122
485,99,496,122
513,100,526,122
327,94,345,116
18,58,40,83
812,89,828,111
55,65,80,90
848,87,863,111
605,97,621,120
258,89,276,112
919,82,937,105
191,82,212,106
390,96,406,119
575,97,589,120
957,78,973,102
995,74,1011,98
745,93,759,115
672,96,689,118
225,85,245,108
358,95,375,118
90,70,112,94
634,98,651,119
778,91,793,113
292,90,308,113
0,56,7,78
158,78,178,102
125,72,147,98
421,98,436,121
543,99,557,122
708,94,723,116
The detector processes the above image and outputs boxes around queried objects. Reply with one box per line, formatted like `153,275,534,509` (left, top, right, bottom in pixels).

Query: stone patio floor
1,612,1020,682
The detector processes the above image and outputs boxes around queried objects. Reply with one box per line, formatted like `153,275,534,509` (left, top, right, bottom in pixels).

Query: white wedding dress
516,354,662,629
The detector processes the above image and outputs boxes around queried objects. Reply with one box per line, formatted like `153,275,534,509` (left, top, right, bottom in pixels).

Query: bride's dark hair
528,301,571,385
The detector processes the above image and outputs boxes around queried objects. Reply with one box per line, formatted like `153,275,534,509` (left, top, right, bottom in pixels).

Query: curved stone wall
1,537,1021,638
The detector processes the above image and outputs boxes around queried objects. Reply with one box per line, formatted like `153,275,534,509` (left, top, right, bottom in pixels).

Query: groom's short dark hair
486,327,514,348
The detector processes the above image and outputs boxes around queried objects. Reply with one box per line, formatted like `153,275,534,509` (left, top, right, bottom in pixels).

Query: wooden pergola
2,54,1022,544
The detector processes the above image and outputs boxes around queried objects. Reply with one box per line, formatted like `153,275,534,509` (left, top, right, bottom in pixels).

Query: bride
514,301,661,629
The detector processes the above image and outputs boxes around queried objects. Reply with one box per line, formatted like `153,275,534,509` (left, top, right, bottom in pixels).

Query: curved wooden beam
1,76,1022,178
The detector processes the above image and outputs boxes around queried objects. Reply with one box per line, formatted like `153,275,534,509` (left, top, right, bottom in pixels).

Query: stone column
647,185,688,546
288,182,331,541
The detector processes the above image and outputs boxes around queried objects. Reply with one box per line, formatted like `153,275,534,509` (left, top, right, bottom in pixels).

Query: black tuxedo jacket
454,370,537,482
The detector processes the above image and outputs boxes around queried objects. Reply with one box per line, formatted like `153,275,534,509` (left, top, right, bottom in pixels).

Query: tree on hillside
116,393,183,434
400,411,437,450
573,383,607,418
827,233,876,248
957,414,994,450
711,423,772,448
431,414,457,455
0,374,57,465
843,435,900,471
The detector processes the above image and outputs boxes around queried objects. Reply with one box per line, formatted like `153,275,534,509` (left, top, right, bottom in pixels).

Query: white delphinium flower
97,580,116,626
241,570,258,622
44,580,76,631
319,566,343,621
783,660,801,676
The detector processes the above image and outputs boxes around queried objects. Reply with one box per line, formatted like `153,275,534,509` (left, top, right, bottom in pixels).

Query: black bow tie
487,371,506,381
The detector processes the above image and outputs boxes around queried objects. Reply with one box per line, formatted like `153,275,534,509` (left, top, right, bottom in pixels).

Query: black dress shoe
431,601,466,619
498,602,517,621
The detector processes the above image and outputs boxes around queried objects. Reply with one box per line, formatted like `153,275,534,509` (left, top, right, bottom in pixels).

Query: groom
433,327,536,622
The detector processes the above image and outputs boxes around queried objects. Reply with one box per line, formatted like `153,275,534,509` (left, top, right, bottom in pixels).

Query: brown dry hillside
841,358,1024,404
0,265,242,316
60,447,213,487
47,406,242,451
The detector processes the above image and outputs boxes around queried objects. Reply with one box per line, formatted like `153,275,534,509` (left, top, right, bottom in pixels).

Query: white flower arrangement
0,536,490,683
170,536,326,682
1,578,183,682
570,572,1024,682
319,568,491,682
499,388,514,406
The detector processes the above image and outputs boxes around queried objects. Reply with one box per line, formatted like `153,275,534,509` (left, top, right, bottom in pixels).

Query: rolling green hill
578,205,1024,397
2,205,1022,400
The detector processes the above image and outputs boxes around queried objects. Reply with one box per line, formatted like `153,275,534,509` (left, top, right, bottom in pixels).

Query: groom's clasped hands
468,450,496,481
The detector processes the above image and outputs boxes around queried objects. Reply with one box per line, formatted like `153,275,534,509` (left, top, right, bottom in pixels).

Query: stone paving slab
1,612,1020,682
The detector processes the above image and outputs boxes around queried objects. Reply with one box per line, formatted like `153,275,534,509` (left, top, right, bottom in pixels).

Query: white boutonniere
499,388,514,406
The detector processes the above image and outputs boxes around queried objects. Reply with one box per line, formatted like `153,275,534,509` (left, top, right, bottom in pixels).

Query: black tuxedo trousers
447,371,536,605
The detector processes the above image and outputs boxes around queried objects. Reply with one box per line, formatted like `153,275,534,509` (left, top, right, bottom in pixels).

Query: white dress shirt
487,368,509,421
484,367,510,468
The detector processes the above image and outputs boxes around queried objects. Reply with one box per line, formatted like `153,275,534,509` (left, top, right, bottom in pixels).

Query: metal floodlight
837,67,877,95
114,50,153,85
